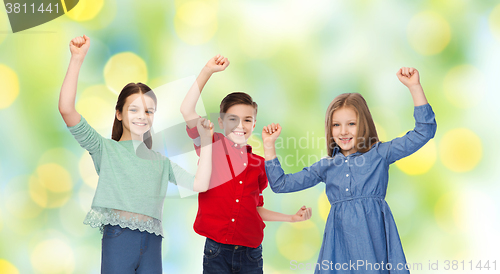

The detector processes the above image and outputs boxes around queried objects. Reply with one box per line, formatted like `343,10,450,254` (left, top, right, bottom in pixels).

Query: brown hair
325,93,379,156
219,92,258,118
111,83,157,149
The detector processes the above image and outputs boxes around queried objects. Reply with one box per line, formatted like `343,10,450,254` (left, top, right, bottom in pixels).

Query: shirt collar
224,135,253,153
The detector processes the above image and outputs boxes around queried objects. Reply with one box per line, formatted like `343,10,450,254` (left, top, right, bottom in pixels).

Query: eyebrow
129,104,155,110
227,115,254,119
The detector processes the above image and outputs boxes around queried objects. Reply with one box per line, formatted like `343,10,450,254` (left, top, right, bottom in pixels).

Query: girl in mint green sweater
59,35,214,273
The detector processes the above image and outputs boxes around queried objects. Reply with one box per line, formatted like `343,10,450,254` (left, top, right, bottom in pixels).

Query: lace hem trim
83,207,164,237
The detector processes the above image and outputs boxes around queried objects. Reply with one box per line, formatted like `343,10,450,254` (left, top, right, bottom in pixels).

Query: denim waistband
330,195,385,205
207,237,259,251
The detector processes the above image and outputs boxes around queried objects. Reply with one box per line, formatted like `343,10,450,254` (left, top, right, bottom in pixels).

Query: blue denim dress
265,104,436,273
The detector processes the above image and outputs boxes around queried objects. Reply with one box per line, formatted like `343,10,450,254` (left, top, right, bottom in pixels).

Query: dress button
241,151,243,154
231,218,235,222
346,174,349,177
345,160,348,163
236,199,239,203
243,163,247,166
234,144,237,147
239,181,243,184
346,188,349,191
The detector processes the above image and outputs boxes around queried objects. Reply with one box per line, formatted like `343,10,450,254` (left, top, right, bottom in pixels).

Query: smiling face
116,93,156,141
218,104,256,145
331,107,358,156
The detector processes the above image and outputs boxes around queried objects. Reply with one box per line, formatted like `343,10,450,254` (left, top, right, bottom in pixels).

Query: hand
291,206,312,222
262,123,281,145
397,67,420,88
197,118,214,139
204,54,230,74
69,35,90,60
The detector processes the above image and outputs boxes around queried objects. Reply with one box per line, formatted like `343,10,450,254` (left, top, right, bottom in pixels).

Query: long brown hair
325,93,379,156
111,83,157,149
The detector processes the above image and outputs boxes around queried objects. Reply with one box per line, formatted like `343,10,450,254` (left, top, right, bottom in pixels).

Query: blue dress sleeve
375,103,437,164
265,157,326,193
67,115,104,173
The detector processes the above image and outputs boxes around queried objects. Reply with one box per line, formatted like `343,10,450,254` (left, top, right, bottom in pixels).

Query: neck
119,131,143,142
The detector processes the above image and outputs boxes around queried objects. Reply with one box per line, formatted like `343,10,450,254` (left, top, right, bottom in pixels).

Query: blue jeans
203,237,263,274
101,225,162,274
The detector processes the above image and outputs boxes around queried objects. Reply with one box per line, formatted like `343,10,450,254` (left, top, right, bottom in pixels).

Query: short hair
219,92,258,119
325,93,379,156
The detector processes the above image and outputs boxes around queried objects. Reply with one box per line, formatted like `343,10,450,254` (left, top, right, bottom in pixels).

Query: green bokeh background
1,0,499,273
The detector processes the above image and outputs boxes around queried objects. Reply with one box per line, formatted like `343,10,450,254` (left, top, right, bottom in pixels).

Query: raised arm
376,67,437,164
397,67,428,107
180,55,230,129
192,118,214,192
263,123,325,193
59,35,90,127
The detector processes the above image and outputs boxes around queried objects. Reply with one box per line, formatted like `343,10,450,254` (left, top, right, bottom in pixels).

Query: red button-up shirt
186,126,267,248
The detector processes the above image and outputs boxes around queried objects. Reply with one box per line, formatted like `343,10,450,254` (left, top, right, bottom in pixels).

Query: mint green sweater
68,115,194,236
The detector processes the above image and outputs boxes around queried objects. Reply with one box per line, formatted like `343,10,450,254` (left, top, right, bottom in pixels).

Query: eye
147,110,155,114
245,119,252,122
229,118,236,121
349,122,356,126
332,123,339,127
129,109,137,112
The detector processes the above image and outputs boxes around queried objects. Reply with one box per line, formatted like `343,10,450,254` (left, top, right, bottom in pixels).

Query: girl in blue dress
261,67,436,273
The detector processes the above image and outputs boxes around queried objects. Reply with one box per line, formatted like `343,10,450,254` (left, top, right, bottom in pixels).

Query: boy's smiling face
218,104,256,145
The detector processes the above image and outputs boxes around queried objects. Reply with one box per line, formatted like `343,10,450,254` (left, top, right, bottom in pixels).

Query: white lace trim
83,207,164,237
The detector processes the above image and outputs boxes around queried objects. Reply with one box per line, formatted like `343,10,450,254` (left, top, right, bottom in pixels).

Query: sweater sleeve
166,158,195,191
67,115,104,173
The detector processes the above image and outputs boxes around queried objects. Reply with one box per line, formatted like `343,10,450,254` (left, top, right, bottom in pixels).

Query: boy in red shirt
181,55,312,273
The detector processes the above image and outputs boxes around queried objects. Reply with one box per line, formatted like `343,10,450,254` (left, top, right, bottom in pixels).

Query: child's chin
227,134,247,145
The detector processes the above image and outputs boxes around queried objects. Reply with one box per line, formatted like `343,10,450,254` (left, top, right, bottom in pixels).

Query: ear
218,117,224,130
253,119,256,130
116,109,122,121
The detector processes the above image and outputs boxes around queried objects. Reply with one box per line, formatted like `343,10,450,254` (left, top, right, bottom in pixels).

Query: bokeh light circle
65,0,104,21
407,11,451,55
276,222,321,261
434,191,468,234
395,139,437,175
318,190,330,221
443,65,485,109
30,239,75,274
174,1,218,45
6,176,43,219
79,152,98,189
489,4,500,42
29,164,73,208
439,128,482,172
104,52,148,94
0,260,19,274
0,64,20,109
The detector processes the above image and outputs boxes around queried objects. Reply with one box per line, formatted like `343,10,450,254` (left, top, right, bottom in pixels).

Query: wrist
70,56,85,64
263,139,276,148
201,66,215,75
407,83,422,91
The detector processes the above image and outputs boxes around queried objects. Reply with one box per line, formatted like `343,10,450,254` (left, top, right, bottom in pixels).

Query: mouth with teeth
132,122,148,127
232,131,246,137
339,137,352,144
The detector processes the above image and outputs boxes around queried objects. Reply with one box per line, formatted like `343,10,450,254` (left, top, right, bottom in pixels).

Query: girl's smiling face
116,93,156,141
331,107,358,156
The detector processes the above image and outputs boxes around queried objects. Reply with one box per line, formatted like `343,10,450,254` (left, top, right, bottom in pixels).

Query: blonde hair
325,93,379,156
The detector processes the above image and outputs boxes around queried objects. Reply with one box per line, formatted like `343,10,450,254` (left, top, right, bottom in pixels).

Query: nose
138,110,146,119
341,125,348,135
